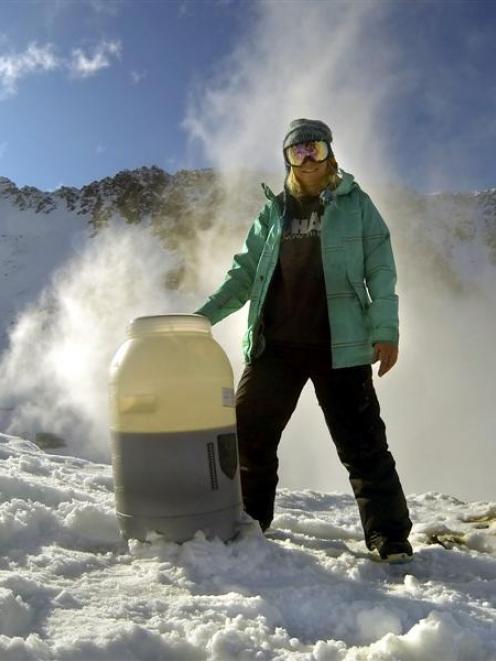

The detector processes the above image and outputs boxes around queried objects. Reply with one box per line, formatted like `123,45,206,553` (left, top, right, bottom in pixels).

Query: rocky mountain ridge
1,165,495,298
0,166,225,235
1,166,494,237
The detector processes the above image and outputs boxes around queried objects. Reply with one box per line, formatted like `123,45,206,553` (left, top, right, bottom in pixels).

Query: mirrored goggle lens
285,140,330,166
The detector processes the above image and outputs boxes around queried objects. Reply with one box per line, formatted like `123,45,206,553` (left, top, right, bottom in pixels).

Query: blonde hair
286,154,341,198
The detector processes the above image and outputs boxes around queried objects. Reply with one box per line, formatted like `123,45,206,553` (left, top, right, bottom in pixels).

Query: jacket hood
333,170,356,196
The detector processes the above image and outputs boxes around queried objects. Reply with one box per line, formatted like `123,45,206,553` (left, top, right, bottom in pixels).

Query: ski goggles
284,140,331,167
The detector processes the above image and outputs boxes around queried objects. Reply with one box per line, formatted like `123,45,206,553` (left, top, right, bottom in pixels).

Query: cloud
47,181,64,192
177,2,191,19
0,224,184,461
0,39,122,98
183,2,398,188
130,69,147,85
88,0,122,15
182,1,496,502
69,40,122,78
96,144,106,154
40,0,122,26
39,0,72,27
0,43,60,99
0,141,7,158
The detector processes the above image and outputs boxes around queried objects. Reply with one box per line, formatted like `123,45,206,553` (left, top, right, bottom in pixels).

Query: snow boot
369,535,413,563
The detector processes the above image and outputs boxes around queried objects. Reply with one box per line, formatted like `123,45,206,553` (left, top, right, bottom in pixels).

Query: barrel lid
128,314,211,337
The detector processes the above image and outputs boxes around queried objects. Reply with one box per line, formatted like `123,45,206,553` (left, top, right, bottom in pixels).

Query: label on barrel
222,387,235,407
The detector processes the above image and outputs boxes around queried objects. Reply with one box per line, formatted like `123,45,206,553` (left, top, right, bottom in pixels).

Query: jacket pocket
346,271,371,312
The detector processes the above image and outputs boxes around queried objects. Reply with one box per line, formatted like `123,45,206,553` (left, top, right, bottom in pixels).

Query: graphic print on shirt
261,195,331,347
282,209,322,240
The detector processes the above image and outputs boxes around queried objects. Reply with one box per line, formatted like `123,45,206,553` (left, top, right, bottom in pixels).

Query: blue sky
0,0,495,193
0,0,250,190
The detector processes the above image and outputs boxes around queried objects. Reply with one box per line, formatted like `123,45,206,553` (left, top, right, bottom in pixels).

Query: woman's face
292,157,329,190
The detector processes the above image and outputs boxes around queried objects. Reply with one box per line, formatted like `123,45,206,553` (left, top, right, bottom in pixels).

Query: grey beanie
283,118,333,151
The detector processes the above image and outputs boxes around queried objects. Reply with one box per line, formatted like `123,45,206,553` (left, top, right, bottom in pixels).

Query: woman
195,118,413,562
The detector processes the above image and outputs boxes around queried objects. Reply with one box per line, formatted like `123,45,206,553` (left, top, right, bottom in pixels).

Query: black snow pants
235,341,412,547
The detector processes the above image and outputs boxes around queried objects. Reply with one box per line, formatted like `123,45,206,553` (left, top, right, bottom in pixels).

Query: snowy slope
373,184,496,294
0,433,495,661
0,168,178,353
0,178,88,351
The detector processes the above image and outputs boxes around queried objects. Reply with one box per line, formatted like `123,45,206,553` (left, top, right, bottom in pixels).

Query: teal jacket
195,171,399,369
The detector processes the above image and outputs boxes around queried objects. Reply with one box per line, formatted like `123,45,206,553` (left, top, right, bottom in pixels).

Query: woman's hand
372,342,398,377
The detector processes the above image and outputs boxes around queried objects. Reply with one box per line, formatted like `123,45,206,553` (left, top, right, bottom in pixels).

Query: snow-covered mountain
0,166,218,350
1,167,495,345
0,432,495,660
372,183,496,297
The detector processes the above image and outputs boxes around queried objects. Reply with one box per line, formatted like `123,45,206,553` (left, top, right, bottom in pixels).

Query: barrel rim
127,314,211,337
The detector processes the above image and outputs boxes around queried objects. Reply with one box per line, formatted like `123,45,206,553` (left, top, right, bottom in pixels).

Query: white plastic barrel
109,314,243,542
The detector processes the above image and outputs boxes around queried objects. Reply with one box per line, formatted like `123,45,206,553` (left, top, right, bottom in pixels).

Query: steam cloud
0,1,494,502
185,1,496,501
0,224,186,461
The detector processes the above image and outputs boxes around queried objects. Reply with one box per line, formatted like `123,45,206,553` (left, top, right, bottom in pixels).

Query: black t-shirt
262,194,331,346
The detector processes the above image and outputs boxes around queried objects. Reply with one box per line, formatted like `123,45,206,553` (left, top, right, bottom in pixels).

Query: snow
0,433,495,660
0,190,88,354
